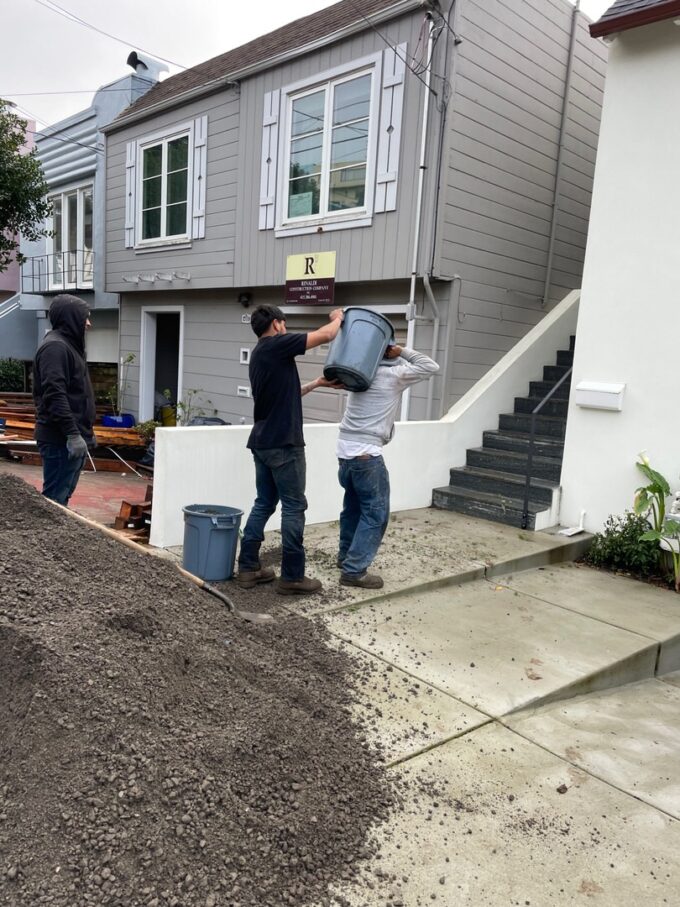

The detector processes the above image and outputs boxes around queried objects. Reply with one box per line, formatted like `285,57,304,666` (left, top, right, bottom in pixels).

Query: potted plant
102,353,136,428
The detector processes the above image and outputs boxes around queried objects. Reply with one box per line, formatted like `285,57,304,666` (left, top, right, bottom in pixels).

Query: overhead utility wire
30,0,187,70
10,101,103,153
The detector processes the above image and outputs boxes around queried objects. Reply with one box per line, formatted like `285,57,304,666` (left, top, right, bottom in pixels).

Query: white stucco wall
560,22,680,531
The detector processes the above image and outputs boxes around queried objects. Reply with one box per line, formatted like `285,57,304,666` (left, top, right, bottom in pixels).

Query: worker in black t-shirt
236,304,344,595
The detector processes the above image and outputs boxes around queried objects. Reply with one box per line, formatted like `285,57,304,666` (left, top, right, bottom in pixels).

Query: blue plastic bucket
182,504,243,581
323,307,395,391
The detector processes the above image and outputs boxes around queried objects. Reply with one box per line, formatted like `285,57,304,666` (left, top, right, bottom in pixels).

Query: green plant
0,358,24,392
584,512,661,576
164,388,217,426
633,452,670,534
135,419,160,444
640,520,680,592
108,353,135,415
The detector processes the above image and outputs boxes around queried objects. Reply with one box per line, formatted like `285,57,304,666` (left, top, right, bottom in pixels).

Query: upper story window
287,71,372,221
124,116,208,250
47,183,93,289
259,46,407,237
140,132,190,241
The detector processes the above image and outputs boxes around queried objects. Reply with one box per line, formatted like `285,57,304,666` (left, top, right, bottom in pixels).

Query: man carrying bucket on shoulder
335,341,439,589
236,304,344,595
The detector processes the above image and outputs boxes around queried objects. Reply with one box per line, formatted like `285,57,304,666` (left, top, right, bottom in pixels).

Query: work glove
66,433,88,460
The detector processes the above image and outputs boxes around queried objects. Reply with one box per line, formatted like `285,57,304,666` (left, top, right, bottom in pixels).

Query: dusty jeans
337,455,390,577
238,447,307,581
38,442,86,506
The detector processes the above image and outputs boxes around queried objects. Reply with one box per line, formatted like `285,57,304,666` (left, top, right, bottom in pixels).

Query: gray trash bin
323,307,395,391
182,504,243,581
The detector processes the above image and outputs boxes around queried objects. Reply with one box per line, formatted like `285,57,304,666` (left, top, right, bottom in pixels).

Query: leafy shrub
584,511,662,576
0,358,24,392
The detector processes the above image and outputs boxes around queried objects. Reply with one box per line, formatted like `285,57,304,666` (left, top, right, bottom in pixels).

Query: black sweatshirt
33,295,96,446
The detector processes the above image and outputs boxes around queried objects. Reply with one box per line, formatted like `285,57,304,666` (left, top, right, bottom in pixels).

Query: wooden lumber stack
113,485,153,541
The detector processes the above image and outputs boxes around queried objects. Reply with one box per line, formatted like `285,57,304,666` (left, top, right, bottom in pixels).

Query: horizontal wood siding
105,92,240,293
234,13,427,288
437,0,606,406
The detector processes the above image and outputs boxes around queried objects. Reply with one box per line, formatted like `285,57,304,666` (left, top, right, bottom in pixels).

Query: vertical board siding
437,0,606,406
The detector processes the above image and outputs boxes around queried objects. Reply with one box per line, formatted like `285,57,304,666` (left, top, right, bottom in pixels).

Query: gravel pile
0,474,396,906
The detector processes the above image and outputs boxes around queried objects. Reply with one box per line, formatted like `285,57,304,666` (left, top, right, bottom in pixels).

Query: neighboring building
6,56,163,392
560,0,680,530
103,0,607,426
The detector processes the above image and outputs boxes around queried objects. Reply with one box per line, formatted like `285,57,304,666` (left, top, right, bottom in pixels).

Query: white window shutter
192,115,208,239
375,43,407,214
259,89,280,231
124,141,136,247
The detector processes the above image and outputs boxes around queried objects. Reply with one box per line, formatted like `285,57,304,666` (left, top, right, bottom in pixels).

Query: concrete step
514,395,569,418
482,429,564,460
467,447,562,483
432,484,545,529
447,465,556,506
528,379,571,400
499,412,567,438
556,348,574,367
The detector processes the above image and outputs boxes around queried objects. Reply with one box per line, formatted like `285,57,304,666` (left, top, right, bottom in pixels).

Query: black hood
48,294,89,356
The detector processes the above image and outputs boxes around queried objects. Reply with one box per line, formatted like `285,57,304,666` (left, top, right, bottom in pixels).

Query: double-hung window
260,47,406,235
47,183,93,289
287,70,373,221
140,132,190,242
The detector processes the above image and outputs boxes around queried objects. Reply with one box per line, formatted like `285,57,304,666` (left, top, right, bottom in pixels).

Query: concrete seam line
385,718,496,769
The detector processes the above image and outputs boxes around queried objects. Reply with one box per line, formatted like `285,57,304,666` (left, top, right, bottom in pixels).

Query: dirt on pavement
0,474,398,907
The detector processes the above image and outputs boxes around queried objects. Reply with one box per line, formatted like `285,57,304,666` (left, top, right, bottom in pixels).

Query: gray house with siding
102,0,607,426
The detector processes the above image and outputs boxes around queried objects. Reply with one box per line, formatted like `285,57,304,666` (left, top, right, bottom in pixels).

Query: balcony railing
21,250,94,295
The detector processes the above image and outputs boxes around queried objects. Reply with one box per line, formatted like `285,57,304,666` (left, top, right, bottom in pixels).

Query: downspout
401,12,435,421
542,0,579,309
422,273,440,420
438,274,461,417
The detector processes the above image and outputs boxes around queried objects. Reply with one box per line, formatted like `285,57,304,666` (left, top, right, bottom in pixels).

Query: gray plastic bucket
323,307,395,391
182,504,243,581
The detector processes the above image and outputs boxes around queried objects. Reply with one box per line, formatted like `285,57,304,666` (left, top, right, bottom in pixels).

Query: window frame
275,52,383,237
135,122,194,249
46,180,94,290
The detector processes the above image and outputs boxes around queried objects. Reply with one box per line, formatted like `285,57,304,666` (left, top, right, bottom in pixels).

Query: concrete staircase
432,336,575,530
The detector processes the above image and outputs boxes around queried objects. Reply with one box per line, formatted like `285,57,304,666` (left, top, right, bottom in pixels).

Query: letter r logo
304,256,316,275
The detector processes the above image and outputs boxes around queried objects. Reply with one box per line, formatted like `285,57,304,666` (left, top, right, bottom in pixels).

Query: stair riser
556,350,574,367
482,432,564,459
448,468,554,505
543,365,571,383
514,397,568,418
529,381,571,400
467,449,562,482
432,488,536,530
499,413,566,438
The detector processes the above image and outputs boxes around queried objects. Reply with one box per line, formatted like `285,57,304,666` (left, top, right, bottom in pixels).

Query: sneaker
276,576,323,595
340,572,384,589
235,566,276,589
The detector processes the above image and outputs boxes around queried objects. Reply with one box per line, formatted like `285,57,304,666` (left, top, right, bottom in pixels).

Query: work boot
336,555,345,569
340,572,384,589
235,566,276,589
275,576,323,595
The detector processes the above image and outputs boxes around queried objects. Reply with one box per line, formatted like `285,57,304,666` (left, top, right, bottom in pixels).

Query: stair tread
485,429,564,443
449,465,558,490
470,446,561,466
433,484,548,514
499,411,567,423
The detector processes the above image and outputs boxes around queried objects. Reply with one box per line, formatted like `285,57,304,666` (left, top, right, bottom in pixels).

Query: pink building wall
0,120,35,298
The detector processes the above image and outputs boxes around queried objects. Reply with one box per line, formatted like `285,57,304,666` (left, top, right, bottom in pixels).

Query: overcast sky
1,0,612,129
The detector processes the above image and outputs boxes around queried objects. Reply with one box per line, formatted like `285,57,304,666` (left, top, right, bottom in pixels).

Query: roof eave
590,0,680,37
103,0,421,134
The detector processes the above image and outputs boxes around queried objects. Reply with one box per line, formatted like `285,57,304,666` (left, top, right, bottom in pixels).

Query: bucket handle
211,515,237,528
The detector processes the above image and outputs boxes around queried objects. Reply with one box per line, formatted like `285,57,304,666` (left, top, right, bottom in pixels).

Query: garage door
285,314,406,425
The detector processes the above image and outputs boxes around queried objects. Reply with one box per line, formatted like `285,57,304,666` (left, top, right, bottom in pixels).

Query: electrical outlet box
240,348,250,364
241,313,251,324
237,385,251,398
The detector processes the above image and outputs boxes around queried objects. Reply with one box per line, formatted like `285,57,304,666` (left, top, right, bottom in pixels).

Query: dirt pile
0,475,396,906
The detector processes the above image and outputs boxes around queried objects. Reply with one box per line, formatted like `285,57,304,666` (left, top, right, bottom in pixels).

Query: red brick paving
0,460,150,527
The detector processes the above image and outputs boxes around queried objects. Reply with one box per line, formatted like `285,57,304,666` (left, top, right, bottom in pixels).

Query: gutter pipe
422,273,440,420
401,12,435,421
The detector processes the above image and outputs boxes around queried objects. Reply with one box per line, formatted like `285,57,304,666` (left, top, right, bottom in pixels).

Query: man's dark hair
250,305,285,338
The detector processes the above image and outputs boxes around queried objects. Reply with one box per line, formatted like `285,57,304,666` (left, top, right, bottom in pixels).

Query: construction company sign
284,252,336,306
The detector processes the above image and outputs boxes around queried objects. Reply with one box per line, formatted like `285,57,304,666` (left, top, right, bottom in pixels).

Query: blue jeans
338,455,390,577
238,447,307,581
38,442,86,506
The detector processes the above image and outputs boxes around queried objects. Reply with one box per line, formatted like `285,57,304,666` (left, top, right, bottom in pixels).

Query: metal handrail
521,365,573,530
20,250,94,294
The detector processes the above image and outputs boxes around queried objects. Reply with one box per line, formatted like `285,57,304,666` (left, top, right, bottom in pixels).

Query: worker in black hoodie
33,294,96,505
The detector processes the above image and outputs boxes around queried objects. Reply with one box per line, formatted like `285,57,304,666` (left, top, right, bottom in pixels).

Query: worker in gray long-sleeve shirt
335,343,439,589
